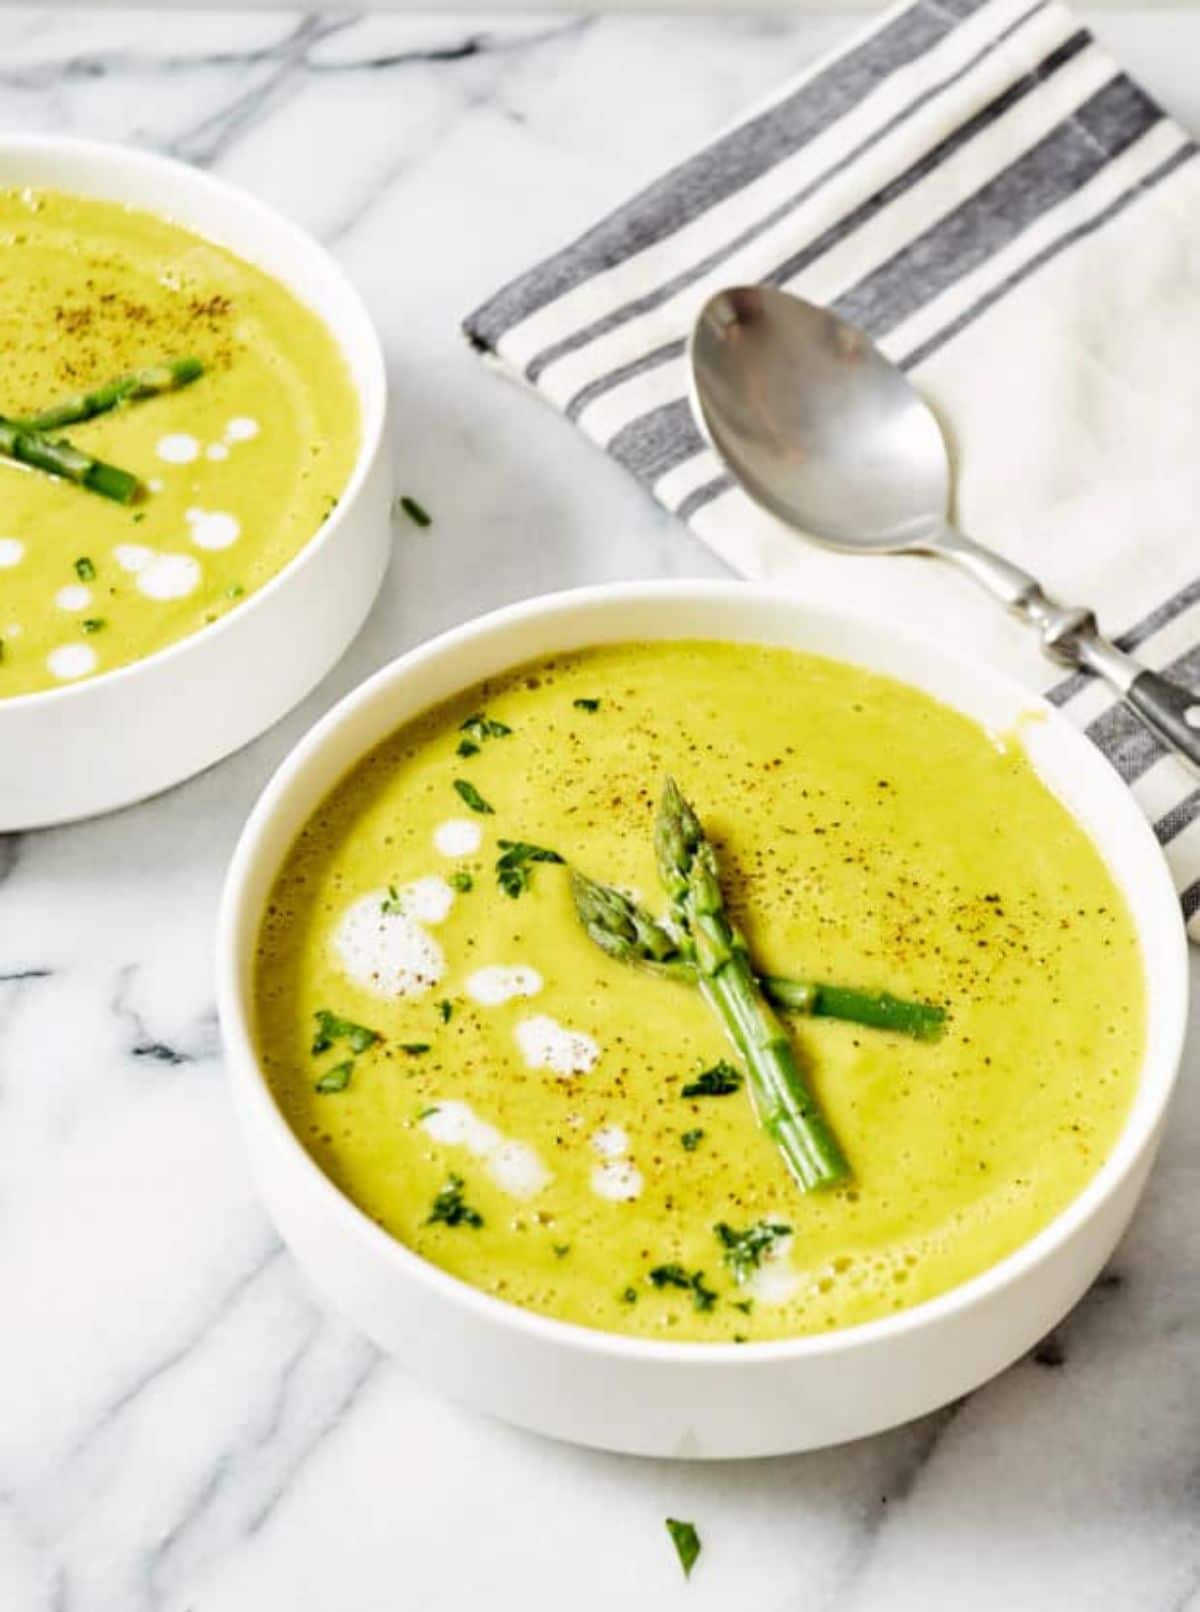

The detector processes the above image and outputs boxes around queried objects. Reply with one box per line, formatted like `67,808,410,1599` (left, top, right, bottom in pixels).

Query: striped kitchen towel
465,0,1200,936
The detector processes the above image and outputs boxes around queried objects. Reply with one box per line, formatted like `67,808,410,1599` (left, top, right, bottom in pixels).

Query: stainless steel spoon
690,284,1200,771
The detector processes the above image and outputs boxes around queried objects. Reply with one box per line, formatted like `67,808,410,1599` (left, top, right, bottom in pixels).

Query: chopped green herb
453,779,494,814
681,1060,743,1099
399,495,432,528
380,883,405,916
401,1042,431,1056
552,1242,571,1258
456,737,480,758
225,582,244,600
573,697,601,712
426,1173,483,1228
415,1104,441,1121
665,1519,701,1579
81,618,106,634
312,1008,381,1056
74,556,96,582
448,870,474,893
621,1286,638,1304
714,1220,792,1284
495,839,565,898
460,711,512,743
437,999,453,1023
315,1060,354,1094
681,1128,705,1151
732,1299,755,1315
648,1264,718,1312
132,511,145,524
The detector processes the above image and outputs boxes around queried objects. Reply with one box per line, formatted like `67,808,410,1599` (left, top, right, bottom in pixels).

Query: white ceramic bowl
0,136,391,831
217,581,1188,1458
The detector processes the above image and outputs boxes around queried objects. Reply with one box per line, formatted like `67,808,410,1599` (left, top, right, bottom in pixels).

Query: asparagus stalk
762,976,944,1040
22,357,204,433
654,778,849,1192
570,871,944,1040
0,417,141,504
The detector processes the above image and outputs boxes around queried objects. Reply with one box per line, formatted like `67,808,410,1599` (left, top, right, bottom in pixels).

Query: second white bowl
0,136,392,831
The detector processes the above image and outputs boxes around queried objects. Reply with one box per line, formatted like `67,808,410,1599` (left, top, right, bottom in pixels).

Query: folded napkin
466,0,1200,937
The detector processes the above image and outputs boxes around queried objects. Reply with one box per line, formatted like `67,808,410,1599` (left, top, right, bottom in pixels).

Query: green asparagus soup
254,641,1145,1342
0,187,359,697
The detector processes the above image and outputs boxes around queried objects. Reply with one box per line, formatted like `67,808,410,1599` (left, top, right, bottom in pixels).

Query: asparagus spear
654,777,849,1192
22,357,204,433
761,976,944,1040
570,872,944,1040
0,417,140,504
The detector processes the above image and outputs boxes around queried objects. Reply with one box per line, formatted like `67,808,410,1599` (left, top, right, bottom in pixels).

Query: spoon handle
936,527,1200,773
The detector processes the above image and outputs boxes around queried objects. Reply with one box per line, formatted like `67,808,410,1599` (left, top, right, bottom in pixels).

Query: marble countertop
2,9,1199,1610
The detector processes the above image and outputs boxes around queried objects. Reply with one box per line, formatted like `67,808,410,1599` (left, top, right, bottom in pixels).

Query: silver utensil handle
936,527,1200,772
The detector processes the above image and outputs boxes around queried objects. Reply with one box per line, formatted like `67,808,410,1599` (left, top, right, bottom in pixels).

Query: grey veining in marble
1,10,1199,1610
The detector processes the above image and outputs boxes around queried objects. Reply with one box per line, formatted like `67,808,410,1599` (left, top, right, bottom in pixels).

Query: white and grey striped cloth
465,0,1200,938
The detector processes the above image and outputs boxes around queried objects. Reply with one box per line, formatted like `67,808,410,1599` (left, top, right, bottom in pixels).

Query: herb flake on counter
398,495,432,528
415,1104,441,1121
649,1264,718,1312
681,1128,704,1151
621,1286,638,1304
496,839,565,898
552,1242,571,1258
449,870,474,893
381,884,405,916
426,1173,483,1228
312,1008,381,1056
454,779,495,815
714,1220,792,1284
81,617,106,633
401,1042,431,1056
456,737,480,758
315,1060,354,1094
74,555,96,581
437,999,453,1023
665,1519,701,1580
681,1060,743,1099
573,697,601,712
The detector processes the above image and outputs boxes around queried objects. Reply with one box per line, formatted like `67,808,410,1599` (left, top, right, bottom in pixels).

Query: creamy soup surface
0,188,359,697
255,641,1144,1343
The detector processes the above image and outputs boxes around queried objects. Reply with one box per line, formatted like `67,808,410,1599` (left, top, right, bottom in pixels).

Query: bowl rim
217,578,1190,1366
0,132,388,715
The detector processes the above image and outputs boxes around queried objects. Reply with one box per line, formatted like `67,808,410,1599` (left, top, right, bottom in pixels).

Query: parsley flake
648,1264,718,1312
495,839,565,898
426,1173,483,1228
398,495,432,528
681,1060,742,1099
714,1220,792,1284
453,779,494,815
312,1009,381,1056
665,1519,701,1579
314,1061,353,1094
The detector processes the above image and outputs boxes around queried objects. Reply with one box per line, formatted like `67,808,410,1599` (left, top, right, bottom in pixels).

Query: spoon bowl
690,286,949,553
